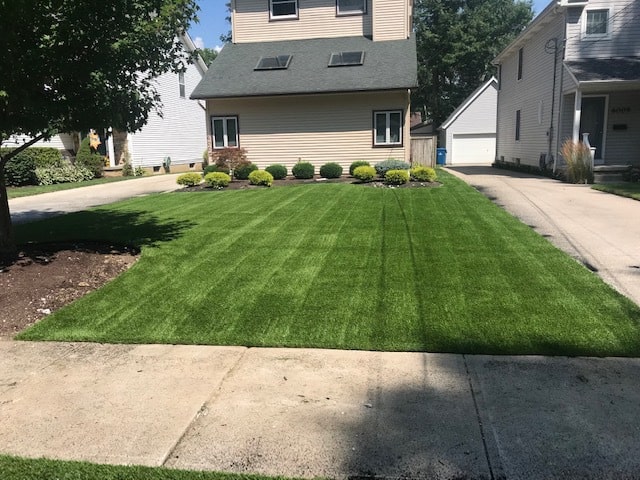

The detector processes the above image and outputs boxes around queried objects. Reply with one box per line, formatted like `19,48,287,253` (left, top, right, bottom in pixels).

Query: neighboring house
494,0,640,169
438,77,497,165
191,0,417,172
2,34,208,173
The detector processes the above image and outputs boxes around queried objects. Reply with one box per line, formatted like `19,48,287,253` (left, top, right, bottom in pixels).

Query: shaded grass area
0,455,292,480
592,183,640,201
16,171,640,356
7,176,136,199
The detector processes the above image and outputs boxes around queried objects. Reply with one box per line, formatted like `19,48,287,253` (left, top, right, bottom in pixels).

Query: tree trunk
0,169,16,261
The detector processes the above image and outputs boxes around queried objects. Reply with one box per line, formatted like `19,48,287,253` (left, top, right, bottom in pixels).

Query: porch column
106,127,116,167
572,90,582,143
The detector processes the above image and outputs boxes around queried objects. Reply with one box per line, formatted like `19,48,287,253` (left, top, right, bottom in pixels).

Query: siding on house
496,12,565,166
206,90,411,171
372,0,412,41
1,133,76,152
232,0,373,43
565,0,640,60
604,90,640,163
128,62,206,168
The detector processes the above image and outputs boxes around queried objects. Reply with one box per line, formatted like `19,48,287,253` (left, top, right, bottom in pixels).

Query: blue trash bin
436,148,447,165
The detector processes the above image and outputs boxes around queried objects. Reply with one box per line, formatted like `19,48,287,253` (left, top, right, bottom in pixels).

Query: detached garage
439,77,497,165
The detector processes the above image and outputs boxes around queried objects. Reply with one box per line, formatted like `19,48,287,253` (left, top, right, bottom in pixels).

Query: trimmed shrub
353,165,376,183
265,164,287,180
349,160,370,176
35,164,94,185
248,170,274,187
384,169,409,185
204,171,230,188
203,164,229,175
375,159,410,177
319,162,343,179
233,162,258,180
410,166,437,182
292,161,314,179
121,161,134,177
3,153,37,186
176,173,202,187
75,137,104,178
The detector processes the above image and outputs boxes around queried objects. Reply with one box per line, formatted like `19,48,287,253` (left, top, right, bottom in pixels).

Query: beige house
191,0,418,172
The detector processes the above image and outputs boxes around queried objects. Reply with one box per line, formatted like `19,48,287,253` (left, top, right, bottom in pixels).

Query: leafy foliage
211,147,248,172
375,159,410,177
385,169,410,185
203,164,230,175
198,47,218,66
319,162,343,179
204,172,230,189
410,166,437,182
176,173,202,187
74,137,104,178
353,165,377,183
265,164,287,180
248,170,274,187
413,0,533,125
35,164,95,185
4,154,37,186
349,160,370,176
292,162,314,179
233,162,258,180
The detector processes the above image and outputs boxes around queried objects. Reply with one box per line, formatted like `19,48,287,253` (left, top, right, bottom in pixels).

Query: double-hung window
211,116,239,149
178,72,186,98
374,111,403,146
584,9,610,39
270,0,298,19
337,0,366,15
515,110,521,142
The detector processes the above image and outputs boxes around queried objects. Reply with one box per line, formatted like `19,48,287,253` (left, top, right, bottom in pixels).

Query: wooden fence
410,135,437,167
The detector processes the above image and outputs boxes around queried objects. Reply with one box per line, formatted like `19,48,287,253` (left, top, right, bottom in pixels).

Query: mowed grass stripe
17,171,640,356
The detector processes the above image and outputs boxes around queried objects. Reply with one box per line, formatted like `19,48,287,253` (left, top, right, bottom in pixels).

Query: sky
188,0,551,50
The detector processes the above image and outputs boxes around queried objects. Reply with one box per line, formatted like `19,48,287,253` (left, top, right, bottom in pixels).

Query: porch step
593,165,632,184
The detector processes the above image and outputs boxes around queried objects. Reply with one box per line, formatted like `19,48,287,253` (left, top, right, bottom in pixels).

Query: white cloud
193,36,205,50
214,45,223,53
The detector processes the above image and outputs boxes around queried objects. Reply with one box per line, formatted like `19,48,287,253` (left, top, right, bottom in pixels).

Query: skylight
328,51,364,67
255,55,292,70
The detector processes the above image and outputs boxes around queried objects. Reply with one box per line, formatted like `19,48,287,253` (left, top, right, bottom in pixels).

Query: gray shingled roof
566,57,640,83
191,35,417,99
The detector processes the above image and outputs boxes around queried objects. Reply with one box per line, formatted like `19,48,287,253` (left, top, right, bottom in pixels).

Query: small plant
204,171,230,189
75,137,104,178
249,170,274,187
202,148,210,166
203,164,229,176
211,147,248,172
320,162,343,179
134,166,146,177
35,164,95,185
121,161,134,177
353,165,377,183
560,140,594,184
233,162,258,180
265,164,287,180
375,159,410,177
292,161,314,179
349,160,370,176
622,166,640,183
410,166,437,182
176,172,202,187
384,169,409,185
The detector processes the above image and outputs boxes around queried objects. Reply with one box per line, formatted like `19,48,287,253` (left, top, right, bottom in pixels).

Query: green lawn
0,455,291,480
7,176,136,199
16,170,640,356
592,183,640,201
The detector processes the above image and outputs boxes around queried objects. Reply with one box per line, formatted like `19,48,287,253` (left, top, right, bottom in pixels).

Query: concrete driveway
9,174,183,224
446,166,640,307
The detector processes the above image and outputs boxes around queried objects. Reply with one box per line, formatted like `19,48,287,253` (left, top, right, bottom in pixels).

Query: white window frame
270,0,298,20
374,110,403,147
211,116,239,149
515,110,521,142
336,0,367,16
517,47,523,81
178,72,186,98
582,7,613,41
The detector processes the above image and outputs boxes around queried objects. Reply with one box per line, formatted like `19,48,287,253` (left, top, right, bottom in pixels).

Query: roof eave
192,85,416,101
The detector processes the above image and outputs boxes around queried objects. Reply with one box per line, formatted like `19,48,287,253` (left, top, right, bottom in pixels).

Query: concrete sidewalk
1,341,640,479
445,166,640,307
9,174,183,224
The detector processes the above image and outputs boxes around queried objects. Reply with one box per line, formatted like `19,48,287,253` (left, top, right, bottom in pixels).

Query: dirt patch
0,242,139,338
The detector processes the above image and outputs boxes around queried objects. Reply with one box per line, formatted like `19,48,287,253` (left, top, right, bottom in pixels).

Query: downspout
547,38,558,170
553,9,568,175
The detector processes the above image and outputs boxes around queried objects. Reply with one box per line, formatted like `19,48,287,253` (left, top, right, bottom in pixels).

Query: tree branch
0,132,48,169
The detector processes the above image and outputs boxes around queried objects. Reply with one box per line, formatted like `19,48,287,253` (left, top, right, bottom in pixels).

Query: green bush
384,169,409,185
35,164,95,185
233,162,258,180
121,161,134,177
75,137,104,178
2,152,37,186
410,166,437,182
375,159,410,177
353,165,377,183
204,171,230,189
134,167,146,177
319,162,343,179
248,170,274,187
265,164,287,180
176,173,202,187
292,161,314,179
203,164,229,175
349,160,370,176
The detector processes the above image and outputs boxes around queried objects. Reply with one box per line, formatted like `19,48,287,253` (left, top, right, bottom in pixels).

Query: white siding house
438,77,497,165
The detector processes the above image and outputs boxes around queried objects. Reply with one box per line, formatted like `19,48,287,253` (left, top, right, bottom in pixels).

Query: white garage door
450,133,496,165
